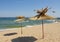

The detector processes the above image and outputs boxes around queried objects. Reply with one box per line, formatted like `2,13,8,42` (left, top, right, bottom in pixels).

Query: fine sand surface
0,22,60,42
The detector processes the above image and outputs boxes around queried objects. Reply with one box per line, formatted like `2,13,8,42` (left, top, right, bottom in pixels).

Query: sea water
0,17,60,29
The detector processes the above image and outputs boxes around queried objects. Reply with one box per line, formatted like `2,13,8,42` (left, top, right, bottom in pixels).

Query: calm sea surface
0,17,60,29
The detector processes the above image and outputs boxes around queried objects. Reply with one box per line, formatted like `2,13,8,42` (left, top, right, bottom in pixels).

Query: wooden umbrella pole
21,23,23,35
42,20,44,39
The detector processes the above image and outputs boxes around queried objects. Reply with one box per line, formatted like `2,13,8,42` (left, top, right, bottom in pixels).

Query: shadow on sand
4,32,17,36
11,36,37,42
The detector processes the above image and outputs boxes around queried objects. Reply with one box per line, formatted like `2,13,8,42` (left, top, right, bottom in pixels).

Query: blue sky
0,0,60,17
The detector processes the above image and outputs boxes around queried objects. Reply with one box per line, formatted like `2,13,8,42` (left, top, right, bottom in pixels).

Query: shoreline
0,28,18,31
0,25,34,31
0,22,59,32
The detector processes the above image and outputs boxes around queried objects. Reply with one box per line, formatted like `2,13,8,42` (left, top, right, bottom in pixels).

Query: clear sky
0,0,60,17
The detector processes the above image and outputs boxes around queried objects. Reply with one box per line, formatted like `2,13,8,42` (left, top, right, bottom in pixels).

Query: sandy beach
0,22,60,42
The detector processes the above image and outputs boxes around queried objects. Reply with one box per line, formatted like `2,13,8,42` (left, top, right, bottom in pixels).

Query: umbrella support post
21,27,23,34
21,23,23,35
42,20,44,39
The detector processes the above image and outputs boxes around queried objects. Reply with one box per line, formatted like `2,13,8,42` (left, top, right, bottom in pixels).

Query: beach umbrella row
15,7,55,39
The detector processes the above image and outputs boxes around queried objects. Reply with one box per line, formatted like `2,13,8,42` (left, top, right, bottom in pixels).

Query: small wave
0,28,18,32
26,25,33,27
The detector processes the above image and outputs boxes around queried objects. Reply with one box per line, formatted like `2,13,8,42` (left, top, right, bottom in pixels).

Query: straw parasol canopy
29,15,54,20
30,7,55,39
15,16,25,22
16,16,25,19
30,7,54,20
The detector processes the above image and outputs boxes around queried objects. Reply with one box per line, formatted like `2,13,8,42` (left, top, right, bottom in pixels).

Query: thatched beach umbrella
15,16,25,35
30,7,54,39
